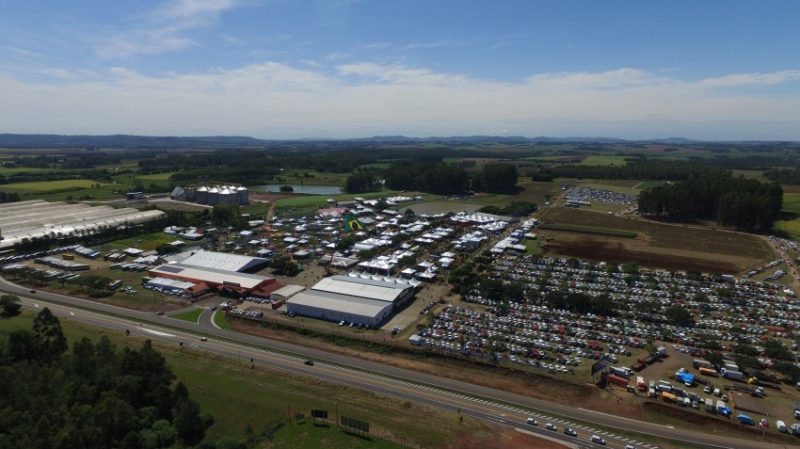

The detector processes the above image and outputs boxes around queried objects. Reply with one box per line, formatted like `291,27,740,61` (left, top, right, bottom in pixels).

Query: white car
591,435,606,445
526,417,538,426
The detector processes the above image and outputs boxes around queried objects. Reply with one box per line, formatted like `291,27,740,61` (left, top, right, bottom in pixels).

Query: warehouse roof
288,290,392,318
310,275,413,303
150,263,272,289
179,250,269,273
145,277,197,290
270,284,305,299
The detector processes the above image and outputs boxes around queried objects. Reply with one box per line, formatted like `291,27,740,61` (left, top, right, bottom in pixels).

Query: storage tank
195,186,209,204
184,186,196,202
207,186,220,205
236,186,249,205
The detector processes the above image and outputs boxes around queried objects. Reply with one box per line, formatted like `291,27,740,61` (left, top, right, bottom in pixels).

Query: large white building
0,200,165,250
286,274,418,328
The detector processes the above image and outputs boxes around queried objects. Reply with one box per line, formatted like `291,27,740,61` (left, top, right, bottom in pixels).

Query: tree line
638,171,783,233
0,309,213,449
382,161,518,195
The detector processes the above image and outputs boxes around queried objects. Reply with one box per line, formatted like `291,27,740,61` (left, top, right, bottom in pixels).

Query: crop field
538,208,774,273
580,155,629,166
1,178,99,191
0,313,488,448
272,170,348,187
538,223,637,238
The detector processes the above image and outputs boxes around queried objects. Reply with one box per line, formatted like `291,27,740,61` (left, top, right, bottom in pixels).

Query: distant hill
0,134,267,149
0,133,794,149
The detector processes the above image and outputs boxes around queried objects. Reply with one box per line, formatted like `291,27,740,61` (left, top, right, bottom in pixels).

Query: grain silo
219,187,237,205
207,186,220,205
196,186,209,204
236,186,249,205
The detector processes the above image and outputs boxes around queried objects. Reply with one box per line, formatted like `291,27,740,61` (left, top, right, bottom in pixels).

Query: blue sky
1,0,799,139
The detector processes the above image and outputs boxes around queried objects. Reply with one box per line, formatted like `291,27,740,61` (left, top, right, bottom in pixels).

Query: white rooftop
310,275,413,303
179,250,268,272
288,290,393,318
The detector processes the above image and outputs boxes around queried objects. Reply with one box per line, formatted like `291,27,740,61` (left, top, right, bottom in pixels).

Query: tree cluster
638,171,783,232
471,164,519,194
384,161,469,195
344,171,381,194
479,201,537,217
0,309,213,449
0,191,20,203
211,204,241,227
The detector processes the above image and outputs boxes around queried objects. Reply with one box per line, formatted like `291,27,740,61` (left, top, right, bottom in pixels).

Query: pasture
2,178,99,191
580,155,629,166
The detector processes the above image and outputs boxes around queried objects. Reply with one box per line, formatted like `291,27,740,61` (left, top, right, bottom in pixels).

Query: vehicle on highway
304,360,314,366
625,445,637,449
29,289,36,294
591,435,606,445
564,427,577,437
200,336,207,342
545,423,557,431
526,417,537,426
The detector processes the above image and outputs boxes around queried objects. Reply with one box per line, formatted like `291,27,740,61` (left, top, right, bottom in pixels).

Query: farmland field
137,171,176,181
580,155,629,166
538,208,774,273
2,178,99,191
775,192,800,240
538,223,637,238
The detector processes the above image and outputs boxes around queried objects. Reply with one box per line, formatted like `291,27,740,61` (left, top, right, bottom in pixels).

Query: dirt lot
448,426,569,449
537,208,774,273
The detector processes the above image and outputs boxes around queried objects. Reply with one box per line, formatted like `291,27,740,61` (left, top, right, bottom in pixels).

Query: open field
0,312,495,448
774,192,800,240
538,208,774,273
538,223,637,238
581,155,629,166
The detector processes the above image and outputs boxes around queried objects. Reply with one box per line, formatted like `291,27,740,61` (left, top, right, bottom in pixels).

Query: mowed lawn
2,178,100,191
0,313,476,448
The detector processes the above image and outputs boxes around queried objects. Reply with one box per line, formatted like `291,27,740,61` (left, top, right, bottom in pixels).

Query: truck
693,358,712,369
698,367,718,377
777,420,787,433
675,371,695,386
637,376,646,392
791,423,800,435
607,374,630,388
704,398,715,413
661,391,677,403
716,400,731,417
723,362,740,372
736,414,754,425
656,346,667,358
721,368,744,381
610,367,631,378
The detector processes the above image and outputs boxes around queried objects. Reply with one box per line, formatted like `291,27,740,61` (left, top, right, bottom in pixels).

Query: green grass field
106,232,179,251
137,172,176,181
214,311,232,330
272,171,348,187
2,178,100,191
581,155,629,166
172,308,203,323
782,193,800,215
0,312,477,448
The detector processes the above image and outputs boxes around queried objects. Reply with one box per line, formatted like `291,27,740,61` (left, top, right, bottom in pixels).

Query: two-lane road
2,277,793,449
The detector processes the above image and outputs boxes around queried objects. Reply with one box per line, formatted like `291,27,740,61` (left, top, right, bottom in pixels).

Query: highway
1,277,794,449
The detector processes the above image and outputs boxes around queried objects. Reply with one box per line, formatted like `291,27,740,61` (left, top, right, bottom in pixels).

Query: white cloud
697,71,800,88
1,63,800,139
95,0,241,58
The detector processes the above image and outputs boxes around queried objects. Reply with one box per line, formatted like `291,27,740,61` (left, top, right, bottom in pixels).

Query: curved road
2,277,794,449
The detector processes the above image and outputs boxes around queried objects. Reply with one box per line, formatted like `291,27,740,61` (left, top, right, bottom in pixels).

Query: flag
343,213,364,232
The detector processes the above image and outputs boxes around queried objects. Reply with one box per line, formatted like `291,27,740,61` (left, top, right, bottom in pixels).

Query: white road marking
142,328,176,338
